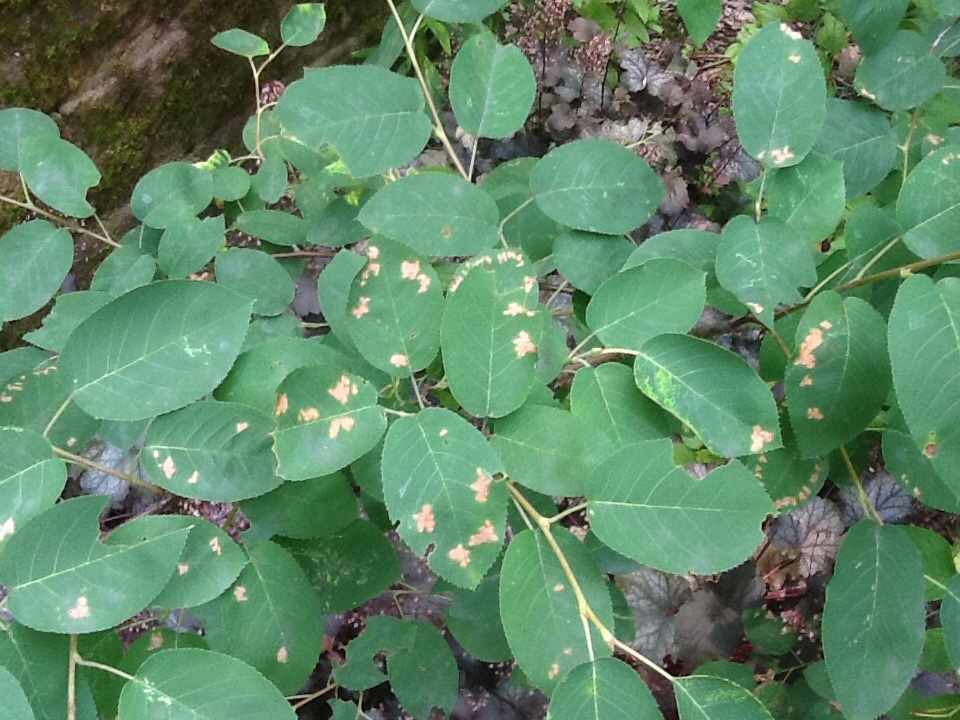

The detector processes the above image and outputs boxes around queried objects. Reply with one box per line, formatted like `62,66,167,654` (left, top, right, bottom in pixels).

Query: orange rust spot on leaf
750,426,775,453
807,407,824,420
401,260,421,280
513,330,536,358
413,504,436,533
329,416,356,438
503,302,534,317
471,469,493,503
443,227,451,238
177,563,190,576
449,544,471,567
328,375,355,404
352,297,371,319
390,353,409,368
275,393,289,416
298,407,320,423
795,327,824,369
800,375,813,387
161,456,176,480
468,520,498,547
926,443,939,458
553,583,564,592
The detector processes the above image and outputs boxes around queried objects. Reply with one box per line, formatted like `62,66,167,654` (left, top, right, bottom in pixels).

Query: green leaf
131,162,213,229
242,472,358,542
484,157,564,261
491,404,612,496
214,337,347,413
318,248,367,349
834,203,903,286
344,240,443,375
157,215,224,278
897,146,960,259
280,519,401,613
0,496,188,633
531,139,664,235
884,404,960,512
499,528,614,692
215,248,295,316
0,427,65,549
250,154,287,203
549,658,664,720
587,259,706,350
281,3,327,46
60,280,252,421
902,525,955,601
20,136,100,218
23,291,111,352
749,427,828,513
785,293,890,458
588,439,774,574
441,252,542,417
888,276,960,485
410,0,508,23
765,154,845,243
622,229,719,277
89,243,156,296
715,216,816,327
553,231,634,295
449,33,536,138
210,165,250,201
143,401,280,501
0,667,37,720
677,0,722,46
823,522,925,720
940,575,960,668
359,173,500,256
0,624,69,720
119,629,208,678
118,648,296,719
634,334,782,458
570,363,671,447
197,541,323,693
0,108,59,171
838,0,910,54
336,615,458,719
854,31,946,111
235,209,307,246
211,28,270,57
272,365,387,481
813,99,898,199
675,676,775,720
446,574,513,662
0,220,73,322
382,408,506,587
732,22,826,168
278,66,431,177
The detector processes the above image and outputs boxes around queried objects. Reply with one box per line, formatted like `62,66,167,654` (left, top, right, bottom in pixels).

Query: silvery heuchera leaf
770,497,844,576
838,471,912,526
78,440,148,509
616,566,692,662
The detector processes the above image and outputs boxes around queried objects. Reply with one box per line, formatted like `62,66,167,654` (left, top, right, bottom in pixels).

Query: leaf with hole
823,522,925,720
732,22,826,168
344,240,443,375
19,137,99,218
634,334,781,458
441,252,542,418
587,259,706,351
588,440,774,574
272,365,386,481
359,173,500,256
0,496,188,633
382,408,506,588
531,139,664,235
278,66,431,177
0,220,73,322
59,280,252,421
500,528,614,692
450,33,536,138
196,541,323,694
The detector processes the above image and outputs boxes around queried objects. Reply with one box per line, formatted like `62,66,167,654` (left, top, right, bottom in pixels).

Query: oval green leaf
675,675,775,720
854,31,946,111
23,291,112,352
0,220,73,322
500,528,614,692
765,153,845,243
813,99,897,199
382,408,506,588
0,496,188,633
131,162,213,229
550,658,664,720
158,215,225,278
553,231,634,295
0,428,65,550
531,139,664,235
732,22,826,168
634,334,781,458
0,667,36,720
588,439,774,575
210,28,270,58
0,108,59,171
60,280,252,421
450,33,536,138
215,247,295,317
823,522,925,720
587,258,706,351
897,146,960,259
272,365,387,481
278,66,431,177
838,0,909,53
281,3,327,46
20,136,100,218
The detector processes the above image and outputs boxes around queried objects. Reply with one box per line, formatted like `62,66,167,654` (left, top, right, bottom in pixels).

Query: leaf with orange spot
382,408,505,588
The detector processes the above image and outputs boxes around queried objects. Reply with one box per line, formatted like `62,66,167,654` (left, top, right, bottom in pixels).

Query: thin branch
43,394,74,439
0,194,121,248
546,502,588,525
290,680,338,711
839,446,883,526
68,635,78,720
833,248,960,295
54,447,163,493
74,655,137,682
